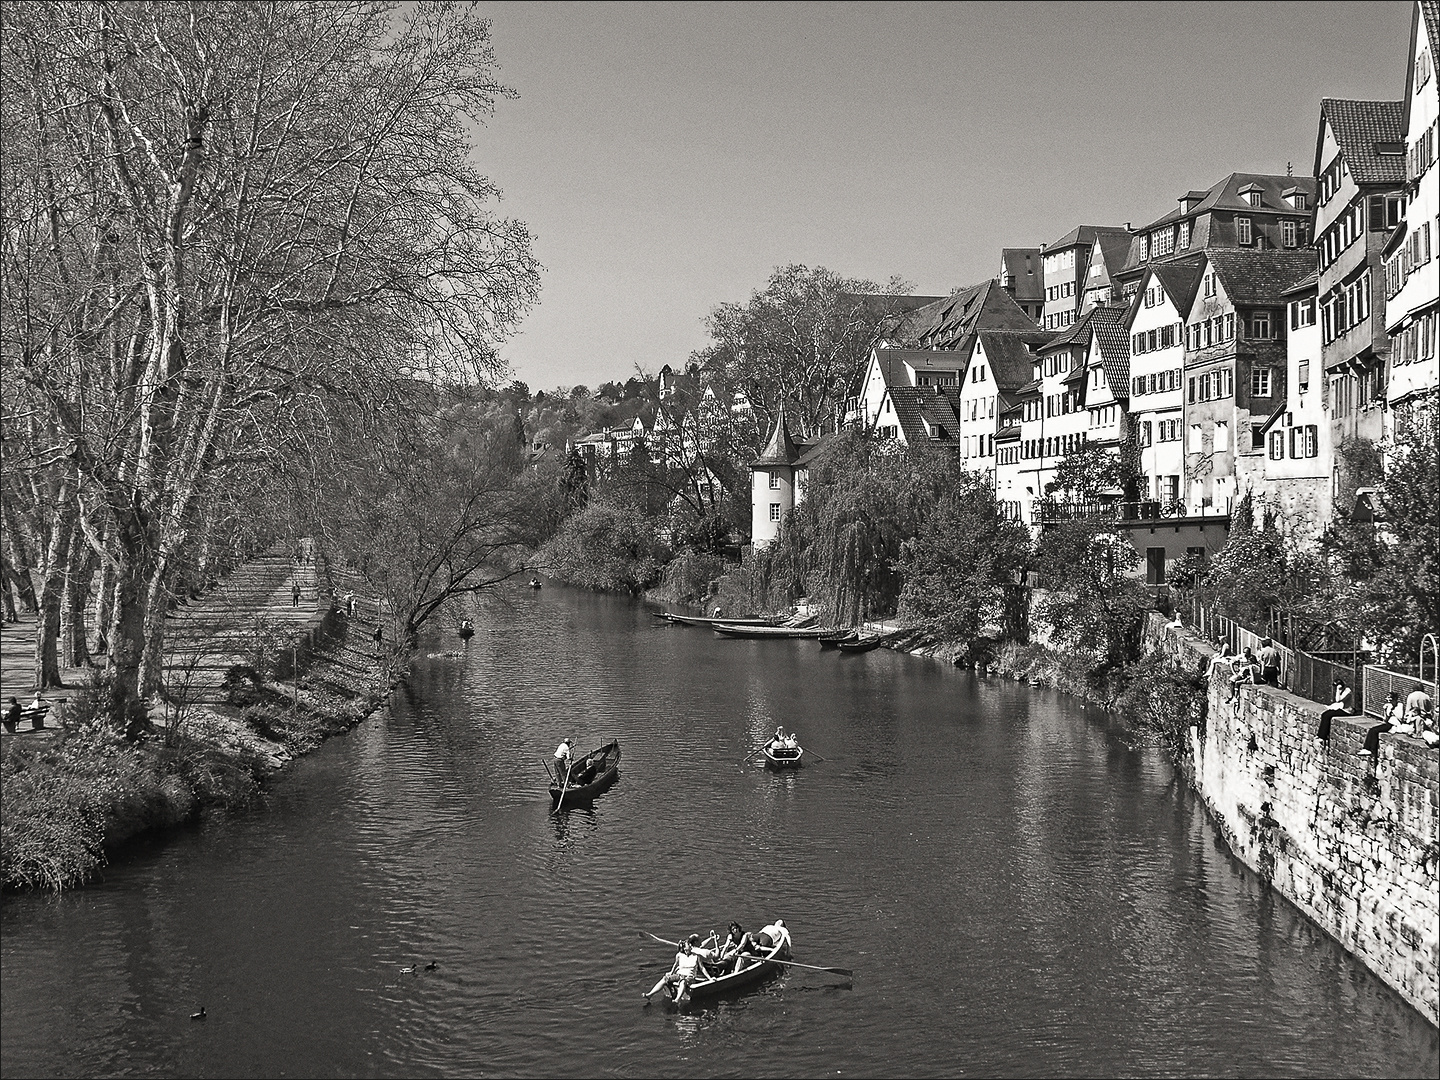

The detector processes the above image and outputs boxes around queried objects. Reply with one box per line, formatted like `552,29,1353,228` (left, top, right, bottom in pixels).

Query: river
2,584,1436,1078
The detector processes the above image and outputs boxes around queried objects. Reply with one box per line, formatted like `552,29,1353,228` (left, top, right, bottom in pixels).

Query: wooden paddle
637,932,853,977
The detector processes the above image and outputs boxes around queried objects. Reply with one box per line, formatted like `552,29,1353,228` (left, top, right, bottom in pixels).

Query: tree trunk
107,553,154,698
0,547,18,622
93,549,116,654
2,502,40,614
32,485,77,689
60,532,96,667
138,555,174,698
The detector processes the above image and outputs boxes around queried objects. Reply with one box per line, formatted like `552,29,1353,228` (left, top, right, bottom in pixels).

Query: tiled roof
1150,256,1207,314
1280,268,1320,296
899,279,1038,348
1426,2,1440,55
1205,250,1319,304
1045,224,1130,252
1087,307,1131,399
793,435,830,468
976,330,1050,390
1135,174,1317,235
1319,99,1406,185
1038,307,1097,352
888,386,960,444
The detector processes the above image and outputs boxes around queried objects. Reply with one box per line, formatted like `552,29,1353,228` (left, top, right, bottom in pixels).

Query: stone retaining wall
1147,614,1439,1026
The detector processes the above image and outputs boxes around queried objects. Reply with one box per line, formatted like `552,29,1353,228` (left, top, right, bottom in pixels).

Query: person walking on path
291,581,301,608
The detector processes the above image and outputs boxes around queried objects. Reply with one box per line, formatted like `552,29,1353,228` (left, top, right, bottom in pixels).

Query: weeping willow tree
754,431,962,624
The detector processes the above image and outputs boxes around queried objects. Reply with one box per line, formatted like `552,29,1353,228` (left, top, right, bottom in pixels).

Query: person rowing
768,726,786,752
645,936,711,1002
718,922,755,972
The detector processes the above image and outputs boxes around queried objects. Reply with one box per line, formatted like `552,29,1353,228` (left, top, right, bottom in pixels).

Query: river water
3,584,1436,1078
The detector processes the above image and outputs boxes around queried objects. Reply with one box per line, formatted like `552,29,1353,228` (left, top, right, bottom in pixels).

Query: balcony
1032,498,1232,528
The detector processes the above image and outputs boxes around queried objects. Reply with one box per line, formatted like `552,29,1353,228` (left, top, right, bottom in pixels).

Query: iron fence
1362,665,1438,719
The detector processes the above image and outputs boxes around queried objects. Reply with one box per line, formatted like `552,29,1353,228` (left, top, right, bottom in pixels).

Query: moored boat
550,740,620,807
666,614,779,627
817,629,858,649
712,623,825,639
837,634,888,653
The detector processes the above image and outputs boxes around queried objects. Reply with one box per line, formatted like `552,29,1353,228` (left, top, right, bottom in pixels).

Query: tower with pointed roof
750,407,802,550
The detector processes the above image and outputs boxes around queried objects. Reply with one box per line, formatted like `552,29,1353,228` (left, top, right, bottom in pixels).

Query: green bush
539,499,664,592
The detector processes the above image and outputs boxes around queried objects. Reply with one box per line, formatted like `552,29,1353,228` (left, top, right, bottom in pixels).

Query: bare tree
1,2,540,695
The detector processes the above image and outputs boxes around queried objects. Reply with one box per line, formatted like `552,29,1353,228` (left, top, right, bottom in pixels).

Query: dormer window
1179,221,1191,248
1247,190,1262,207
1292,193,1306,211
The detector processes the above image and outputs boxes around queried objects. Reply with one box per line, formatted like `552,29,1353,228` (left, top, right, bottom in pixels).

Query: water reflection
2,584,1436,1079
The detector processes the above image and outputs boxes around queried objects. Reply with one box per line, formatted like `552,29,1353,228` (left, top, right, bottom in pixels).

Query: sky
470,1,1415,392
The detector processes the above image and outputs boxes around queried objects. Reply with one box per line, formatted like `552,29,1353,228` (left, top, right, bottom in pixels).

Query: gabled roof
1086,307,1132,399
887,386,961,444
898,279,1038,349
1316,98,1406,185
1089,231,1134,283
793,435,832,468
753,406,800,466
1045,224,1130,252
975,329,1052,390
1038,307,1097,353
865,347,968,395
1204,250,1320,305
1148,256,1208,314
1280,268,1320,298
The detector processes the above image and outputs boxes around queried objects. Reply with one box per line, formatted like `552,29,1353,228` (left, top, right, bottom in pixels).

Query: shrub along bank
2,639,387,892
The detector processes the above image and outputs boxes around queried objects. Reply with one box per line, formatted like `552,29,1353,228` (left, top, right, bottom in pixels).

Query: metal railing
1362,665,1438,719
1033,498,1232,526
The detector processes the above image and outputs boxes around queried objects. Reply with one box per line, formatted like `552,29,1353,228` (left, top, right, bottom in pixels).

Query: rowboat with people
549,740,620,808
762,743,804,768
643,923,793,1008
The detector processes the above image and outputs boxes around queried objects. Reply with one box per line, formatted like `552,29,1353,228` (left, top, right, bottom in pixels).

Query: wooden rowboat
550,740,620,807
666,614,779,627
837,635,887,653
817,630,858,649
712,623,825,639
668,936,791,1007
762,744,803,769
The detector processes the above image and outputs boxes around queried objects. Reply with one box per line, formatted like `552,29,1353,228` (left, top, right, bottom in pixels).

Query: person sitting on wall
1229,648,1259,704
1406,687,1436,747
1314,678,1355,745
1358,691,1405,758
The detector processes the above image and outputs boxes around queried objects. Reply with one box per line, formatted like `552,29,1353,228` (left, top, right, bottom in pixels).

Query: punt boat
817,629,858,649
712,623,826,639
666,614,780,627
550,740,620,808
837,634,889,653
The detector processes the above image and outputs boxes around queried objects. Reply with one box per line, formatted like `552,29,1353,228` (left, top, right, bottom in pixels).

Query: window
769,503,781,521
768,472,780,489
1304,425,1318,458
1292,194,1307,211
1291,297,1316,329
1215,422,1229,451
1250,310,1272,339
1251,423,1265,450
1269,430,1284,460
1298,360,1310,392
1251,367,1272,397
1224,313,1235,340
1146,548,1167,585
1179,221,1191,249
1203,273,1216,297
1281,219,1297,248
1237,217,1252,245
1140,421,1153,447
1188,423,1203,450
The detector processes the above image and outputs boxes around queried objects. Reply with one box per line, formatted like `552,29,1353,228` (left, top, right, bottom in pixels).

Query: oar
541,758,556,783
804,749,828,763
637,932,853,978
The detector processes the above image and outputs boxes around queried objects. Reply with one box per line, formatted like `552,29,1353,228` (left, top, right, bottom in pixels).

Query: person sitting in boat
656,938,710,1000
782,731,798,750
768,726,786,751
686,933,721,963
572,754,598,786
718,923,751,971
755,919,790,953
